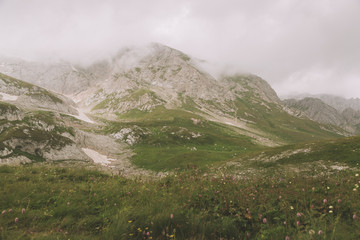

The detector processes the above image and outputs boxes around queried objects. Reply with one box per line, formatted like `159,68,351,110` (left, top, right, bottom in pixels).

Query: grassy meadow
1,164,359,239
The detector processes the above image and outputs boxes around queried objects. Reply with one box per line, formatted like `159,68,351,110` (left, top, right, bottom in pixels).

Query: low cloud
0,0,359,97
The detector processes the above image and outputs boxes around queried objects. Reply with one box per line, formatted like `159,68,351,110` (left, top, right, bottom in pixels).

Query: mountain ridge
0,43,352,170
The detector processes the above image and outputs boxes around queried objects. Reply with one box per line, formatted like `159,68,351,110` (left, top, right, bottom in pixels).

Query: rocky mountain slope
0,43,352,171
284,93,360,112
284,97,360,134
0,73,143,175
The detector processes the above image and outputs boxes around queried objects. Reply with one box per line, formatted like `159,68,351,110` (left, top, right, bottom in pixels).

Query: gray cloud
0,0,360,97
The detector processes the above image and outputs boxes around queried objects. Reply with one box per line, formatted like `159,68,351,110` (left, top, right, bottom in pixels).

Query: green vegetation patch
0,165,359,239
103,107,260,171
231,135,360,172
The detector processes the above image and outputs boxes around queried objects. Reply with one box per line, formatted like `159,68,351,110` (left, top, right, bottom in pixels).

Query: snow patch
82,148,115,166
71,65,78,72
69,108,95,124
0,92,18,101
224,121,237,126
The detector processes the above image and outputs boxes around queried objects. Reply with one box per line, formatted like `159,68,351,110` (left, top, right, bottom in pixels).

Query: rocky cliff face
283,97,360,134
283,98,345,126
284,93,360,112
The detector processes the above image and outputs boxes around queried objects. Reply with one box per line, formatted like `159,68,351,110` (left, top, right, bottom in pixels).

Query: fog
1,0,360,98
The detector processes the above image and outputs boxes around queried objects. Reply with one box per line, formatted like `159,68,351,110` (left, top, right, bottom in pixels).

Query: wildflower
170,213,174,219
353,214,357,220
21,208,25,214
14,217,19,223
285,236,290,240
147,232,150,236
309,229,315,235
329,210,333,214
312,187,315,191
93,193,97,197
128,220,133,223
67,202,70,206
323,199,327,204
1,210,6,215
283,221,287,225
327,186,330,190
8,209,13,213
290,206,294,210
353,188,357,191
262,218,267,224
356,173,359,177
296,212,301,217
337,199,341,204
329,206,333,209
318,230,323,235
296,221,300,226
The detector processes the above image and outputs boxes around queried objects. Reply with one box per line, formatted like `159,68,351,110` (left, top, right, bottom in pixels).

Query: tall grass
1,164,359,239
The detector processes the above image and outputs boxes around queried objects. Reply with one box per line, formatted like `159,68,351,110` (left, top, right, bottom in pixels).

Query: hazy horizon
1,0,360,98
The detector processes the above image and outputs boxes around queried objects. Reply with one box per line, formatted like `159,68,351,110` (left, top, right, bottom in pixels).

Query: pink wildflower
14,217,19,223
323,199,327,204
318,230,323,235
93,193,97,197
283,221,287,225
296,221,300,226
262,218,267,224
296,212,301,217
8,209,13,213
1,210,6,215
21,208,25,214
285,236,290,240
170,213,174,219
353,214,357,220
337,199,341,204
147,232,150,236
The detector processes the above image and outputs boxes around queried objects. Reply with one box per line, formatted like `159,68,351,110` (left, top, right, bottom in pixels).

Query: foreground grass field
1,165,359,239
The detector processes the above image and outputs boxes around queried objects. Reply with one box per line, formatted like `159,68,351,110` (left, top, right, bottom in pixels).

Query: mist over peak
1,0,360,97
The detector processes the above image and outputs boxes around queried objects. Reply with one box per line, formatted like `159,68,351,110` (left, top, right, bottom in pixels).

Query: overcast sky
0,0,360,98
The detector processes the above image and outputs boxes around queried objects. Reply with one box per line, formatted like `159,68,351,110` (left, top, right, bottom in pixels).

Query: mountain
283,96,360,134
283,93,360,112
283,97,347,126
0,43,349,170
